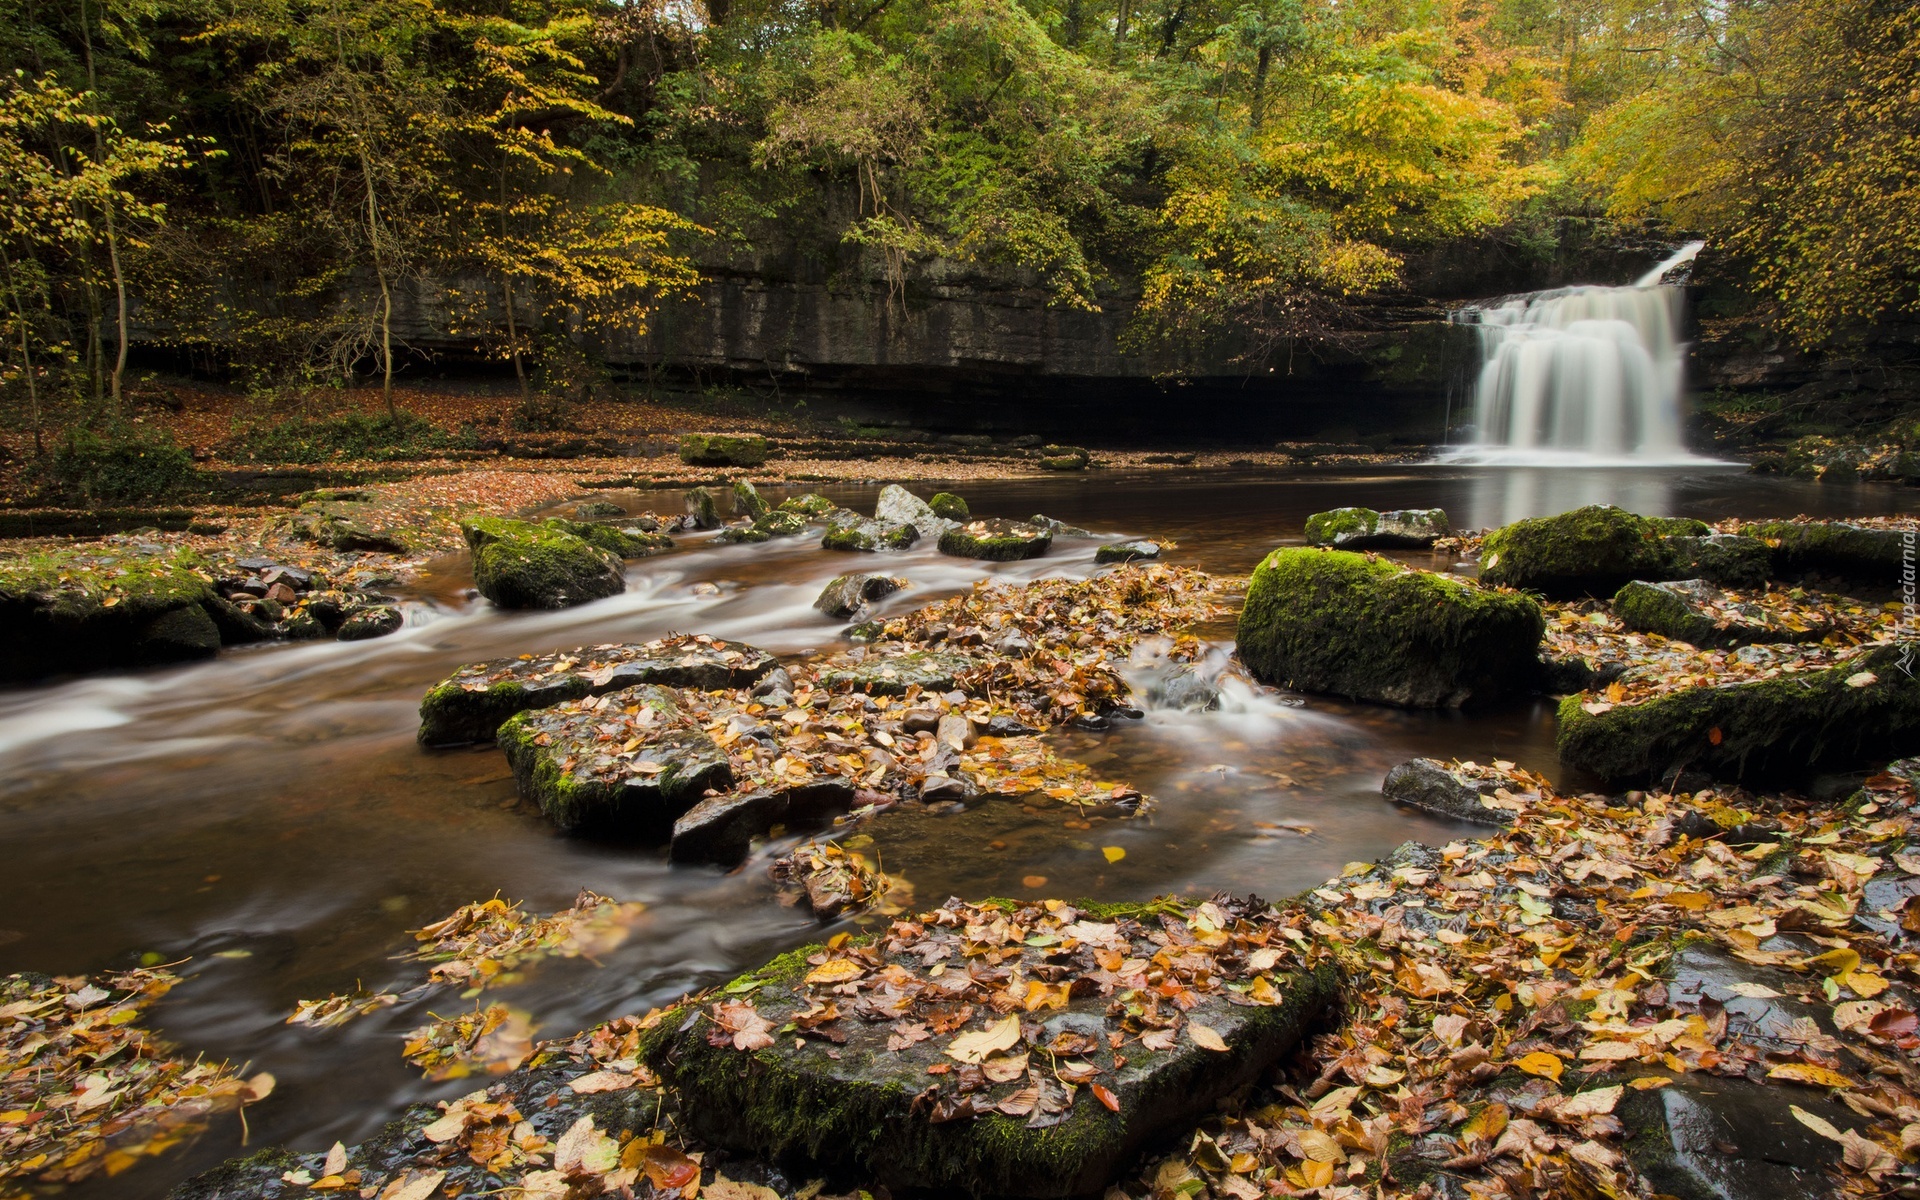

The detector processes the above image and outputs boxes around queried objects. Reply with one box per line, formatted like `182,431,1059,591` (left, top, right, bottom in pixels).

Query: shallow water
2,464,1913,1198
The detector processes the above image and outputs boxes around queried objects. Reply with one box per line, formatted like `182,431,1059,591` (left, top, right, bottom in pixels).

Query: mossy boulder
418,635,777,745
779,492,835,517
542,517,673,559
1381,759,1512,826
929,492,971,520
1745,521,1906,583
462,518,624,609
679,432,770,467
1556,644,1920,782
1666,534,1771,589
498,685,733,833
822,519,918,552
336,605,403,641
1478,505,1675,597
1236,549,1545,707
685,487,720,530
1613,579,1830,648
640,914,1340,1198
1039,444,1090,471
939,519,1053,561
1095,540,1161,564
0,548,231,680
733,480,770,520
1303,507,1450,549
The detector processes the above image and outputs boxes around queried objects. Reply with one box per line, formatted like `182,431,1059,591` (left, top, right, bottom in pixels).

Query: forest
1,0,1915,444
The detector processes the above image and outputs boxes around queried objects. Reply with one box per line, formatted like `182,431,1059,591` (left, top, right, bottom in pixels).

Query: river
2,463,1912,1198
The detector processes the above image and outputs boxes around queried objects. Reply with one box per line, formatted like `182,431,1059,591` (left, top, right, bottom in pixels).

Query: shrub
43,430,200,504
221,411,476,464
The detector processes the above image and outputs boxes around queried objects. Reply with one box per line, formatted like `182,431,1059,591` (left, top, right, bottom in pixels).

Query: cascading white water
1445,241,1708,465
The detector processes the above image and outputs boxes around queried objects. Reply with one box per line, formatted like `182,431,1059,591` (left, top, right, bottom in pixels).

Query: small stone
1380,759,1512,826
814,574,905,620
265,582,298,604
1095,540,1160,564
337,605,403,641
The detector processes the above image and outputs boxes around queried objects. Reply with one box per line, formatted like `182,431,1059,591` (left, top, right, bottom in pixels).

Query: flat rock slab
1095,541,1160,564
1304,507,1449,549
817,649,979,695
641,897,1338,1198
418,635,778,745
670,780,859,865
498,685,732,833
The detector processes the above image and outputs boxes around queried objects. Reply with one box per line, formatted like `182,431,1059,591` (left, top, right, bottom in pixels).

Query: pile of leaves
770,840,914,919
0,969,271,1195
401,1004,538,1081
405,891,650,995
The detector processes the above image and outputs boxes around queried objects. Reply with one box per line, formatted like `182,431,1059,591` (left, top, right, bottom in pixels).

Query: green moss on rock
929,492,970,520
1478,505,1674,597
1665,534,1771,589
679,433,770,467
461,518,624,610
779,492,835,517
541,517,672,558
1303,507,1449,549
0,547,230,680
1745,521,1906,583
733,480,770,519
938,519,1053,561
1236,548,1544,707
1556,644,1920,782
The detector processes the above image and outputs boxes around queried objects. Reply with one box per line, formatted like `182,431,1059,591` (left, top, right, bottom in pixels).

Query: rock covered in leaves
1741,519,1909,583
939,518,1054,561
1557,642,1920,782
462,517,625,610
1381,757,1518,826
417,635,778,745
1303,507,1450,549
816,648,976,695
639,897,1339,1198
814,573,905,620
498,684,733,833
1613,578,1833,648
1236,548,1544,707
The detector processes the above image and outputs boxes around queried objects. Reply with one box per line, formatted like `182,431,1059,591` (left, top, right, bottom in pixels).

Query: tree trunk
503,277,529,401
1250,44,1272,131
0,244,44,457
103,202,129,413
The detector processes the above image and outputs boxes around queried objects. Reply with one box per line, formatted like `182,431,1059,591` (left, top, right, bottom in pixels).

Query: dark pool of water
2,464,1912,1198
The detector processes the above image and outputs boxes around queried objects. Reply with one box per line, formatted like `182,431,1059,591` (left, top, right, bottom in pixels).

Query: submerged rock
571,499,627,519
462,518,624,610
1557,643,1920,782
938,518,1053,561
679,432,769,467
1303,507,1450,549
1381,759,1513,826
1095,540,1160,564
498,685,733,833
417,635,778,745
1478,505,1676,597
1236,548,1544,707
814,573,905,620
1613,578,1831,647
640,903,1339,1198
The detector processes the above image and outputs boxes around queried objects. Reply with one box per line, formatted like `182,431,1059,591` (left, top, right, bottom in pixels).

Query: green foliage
42,428,198,504
221,411,476,464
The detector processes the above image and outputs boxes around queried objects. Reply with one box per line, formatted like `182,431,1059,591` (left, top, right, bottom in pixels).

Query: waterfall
1444,241,1709,465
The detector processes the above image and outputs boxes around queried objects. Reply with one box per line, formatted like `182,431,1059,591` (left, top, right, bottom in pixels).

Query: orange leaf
1091,1083,1120,1112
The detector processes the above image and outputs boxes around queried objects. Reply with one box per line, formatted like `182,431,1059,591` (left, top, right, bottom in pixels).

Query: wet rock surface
417,635,778,745
1304,506,1450,549
462,518,625,610
1381,758,1516,825
1613,578,1832,648
938,518,1053,561
813,572,905,620
1096,540,1161,564
679,432,770,466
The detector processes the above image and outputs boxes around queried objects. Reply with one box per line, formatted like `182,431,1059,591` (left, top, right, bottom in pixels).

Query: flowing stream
1448,241,1709,465
3,466,1914,1199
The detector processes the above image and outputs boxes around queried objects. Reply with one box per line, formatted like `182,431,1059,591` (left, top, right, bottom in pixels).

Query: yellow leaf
1188,1023,1229,1052
1297,1130,1344,1164
1101,846,1125,863
1513,1051,1564,1081
1299,1159,1336,1187
946,1015,1022,1064
803,960,864,985
1628,1076,1672,1091
1768,1063,1856,1089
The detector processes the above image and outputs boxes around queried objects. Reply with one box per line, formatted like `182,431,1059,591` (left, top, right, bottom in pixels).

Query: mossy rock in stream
542,517,673,558
0,547,229,681
282,499,409,553
417,635,777,745
497,684,733,833
1744,521,1907,583
638,920,1340,1198
1236,548,1545,708
461,517,624,610
938,518,1053,561
1478,505,1676,597
733,479,770,519
685,487,721,530
1613,579,1830,648
817,649,976,695
822,519,918,552
1665,534,1772,589
679,432,770,467
929,491,970,520
1303,507,1450,549
1556,644,1920,783
779,492,835,517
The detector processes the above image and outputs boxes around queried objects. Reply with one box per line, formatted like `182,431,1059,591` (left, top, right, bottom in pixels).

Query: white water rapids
1445,240,1713,466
